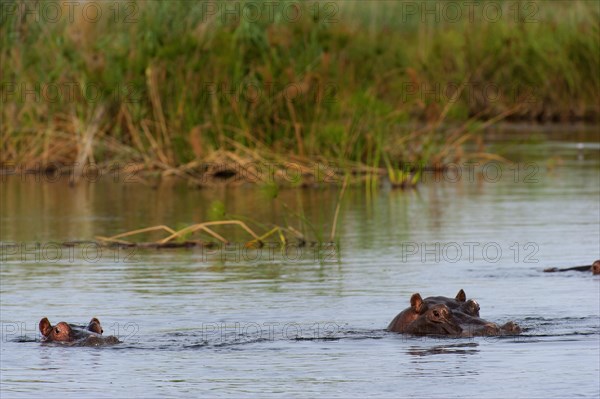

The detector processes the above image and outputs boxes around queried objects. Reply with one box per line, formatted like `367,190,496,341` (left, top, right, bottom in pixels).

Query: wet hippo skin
454,313,522,336
387,290,521,337
423,289,481,317
403,303,463,336
39,317,120,346
387,293,462,335
387,293,428,333
387,289,479,333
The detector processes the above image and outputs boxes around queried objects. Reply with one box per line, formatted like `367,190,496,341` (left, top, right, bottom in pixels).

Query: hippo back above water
39,317,119,346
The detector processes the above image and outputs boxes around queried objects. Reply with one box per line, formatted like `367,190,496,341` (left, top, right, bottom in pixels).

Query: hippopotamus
422,289,480,317
403,302,463,336
39,317,120,345
387,290,521,337
387,289,480,333
454,313,522,336
422,290,519,335
544,260,600,275
387,293,462,335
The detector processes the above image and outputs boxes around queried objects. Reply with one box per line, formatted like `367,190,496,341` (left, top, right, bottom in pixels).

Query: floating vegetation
94,177,348,249
97,221,268,247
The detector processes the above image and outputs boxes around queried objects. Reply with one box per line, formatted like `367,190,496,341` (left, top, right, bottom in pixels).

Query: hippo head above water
387,293,462,335
387,290,521,337
39,317,119,345
423,289,480,318
404,303,463,336
459,299,481,318
593,260,600,275
39,319,77,342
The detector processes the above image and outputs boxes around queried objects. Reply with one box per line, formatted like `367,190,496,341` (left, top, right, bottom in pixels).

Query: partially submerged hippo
387,290,521,337
544,260,600,275
387,293,462,335
39,317,120,346
402,302,463,336
454,313,522,336
387,289,479,333
423,290,520,335
422,289,480,317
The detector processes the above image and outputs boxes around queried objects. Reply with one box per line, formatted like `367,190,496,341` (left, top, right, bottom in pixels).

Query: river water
1,128,599,398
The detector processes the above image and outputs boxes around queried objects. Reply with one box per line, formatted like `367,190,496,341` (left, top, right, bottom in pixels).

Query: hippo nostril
55,328,60,334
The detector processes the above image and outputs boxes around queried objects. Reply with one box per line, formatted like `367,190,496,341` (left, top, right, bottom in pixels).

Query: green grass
1,0,598,181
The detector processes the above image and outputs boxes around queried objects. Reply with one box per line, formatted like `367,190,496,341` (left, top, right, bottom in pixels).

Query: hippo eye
55,328,60,334
433,310,440,317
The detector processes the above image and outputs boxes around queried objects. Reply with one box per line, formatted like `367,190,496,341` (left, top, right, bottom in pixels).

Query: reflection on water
1,129,599,398
407,342,480,357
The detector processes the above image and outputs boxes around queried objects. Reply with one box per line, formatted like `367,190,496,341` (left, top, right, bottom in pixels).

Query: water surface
1,129,599,398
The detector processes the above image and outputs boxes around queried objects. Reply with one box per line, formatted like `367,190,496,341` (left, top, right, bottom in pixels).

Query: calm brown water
1,129,599,398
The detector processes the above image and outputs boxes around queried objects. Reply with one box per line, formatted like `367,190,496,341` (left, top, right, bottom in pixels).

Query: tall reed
1,0,598,179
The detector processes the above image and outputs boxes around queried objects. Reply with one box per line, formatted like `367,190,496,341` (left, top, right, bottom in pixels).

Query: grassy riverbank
1,0,599,185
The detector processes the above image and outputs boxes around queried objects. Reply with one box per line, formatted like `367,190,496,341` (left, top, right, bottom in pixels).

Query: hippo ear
410,293,426,313
39,318,52,337
455,289,466,302
88,318,103,334
89,317,101,328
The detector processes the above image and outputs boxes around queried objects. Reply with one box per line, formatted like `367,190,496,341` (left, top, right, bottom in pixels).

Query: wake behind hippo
39,317,120,346
387,290,521,337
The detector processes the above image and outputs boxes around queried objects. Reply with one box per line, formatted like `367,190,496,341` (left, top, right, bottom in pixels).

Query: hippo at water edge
543,260,600,275
39,317,120,346
386,293,462,335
